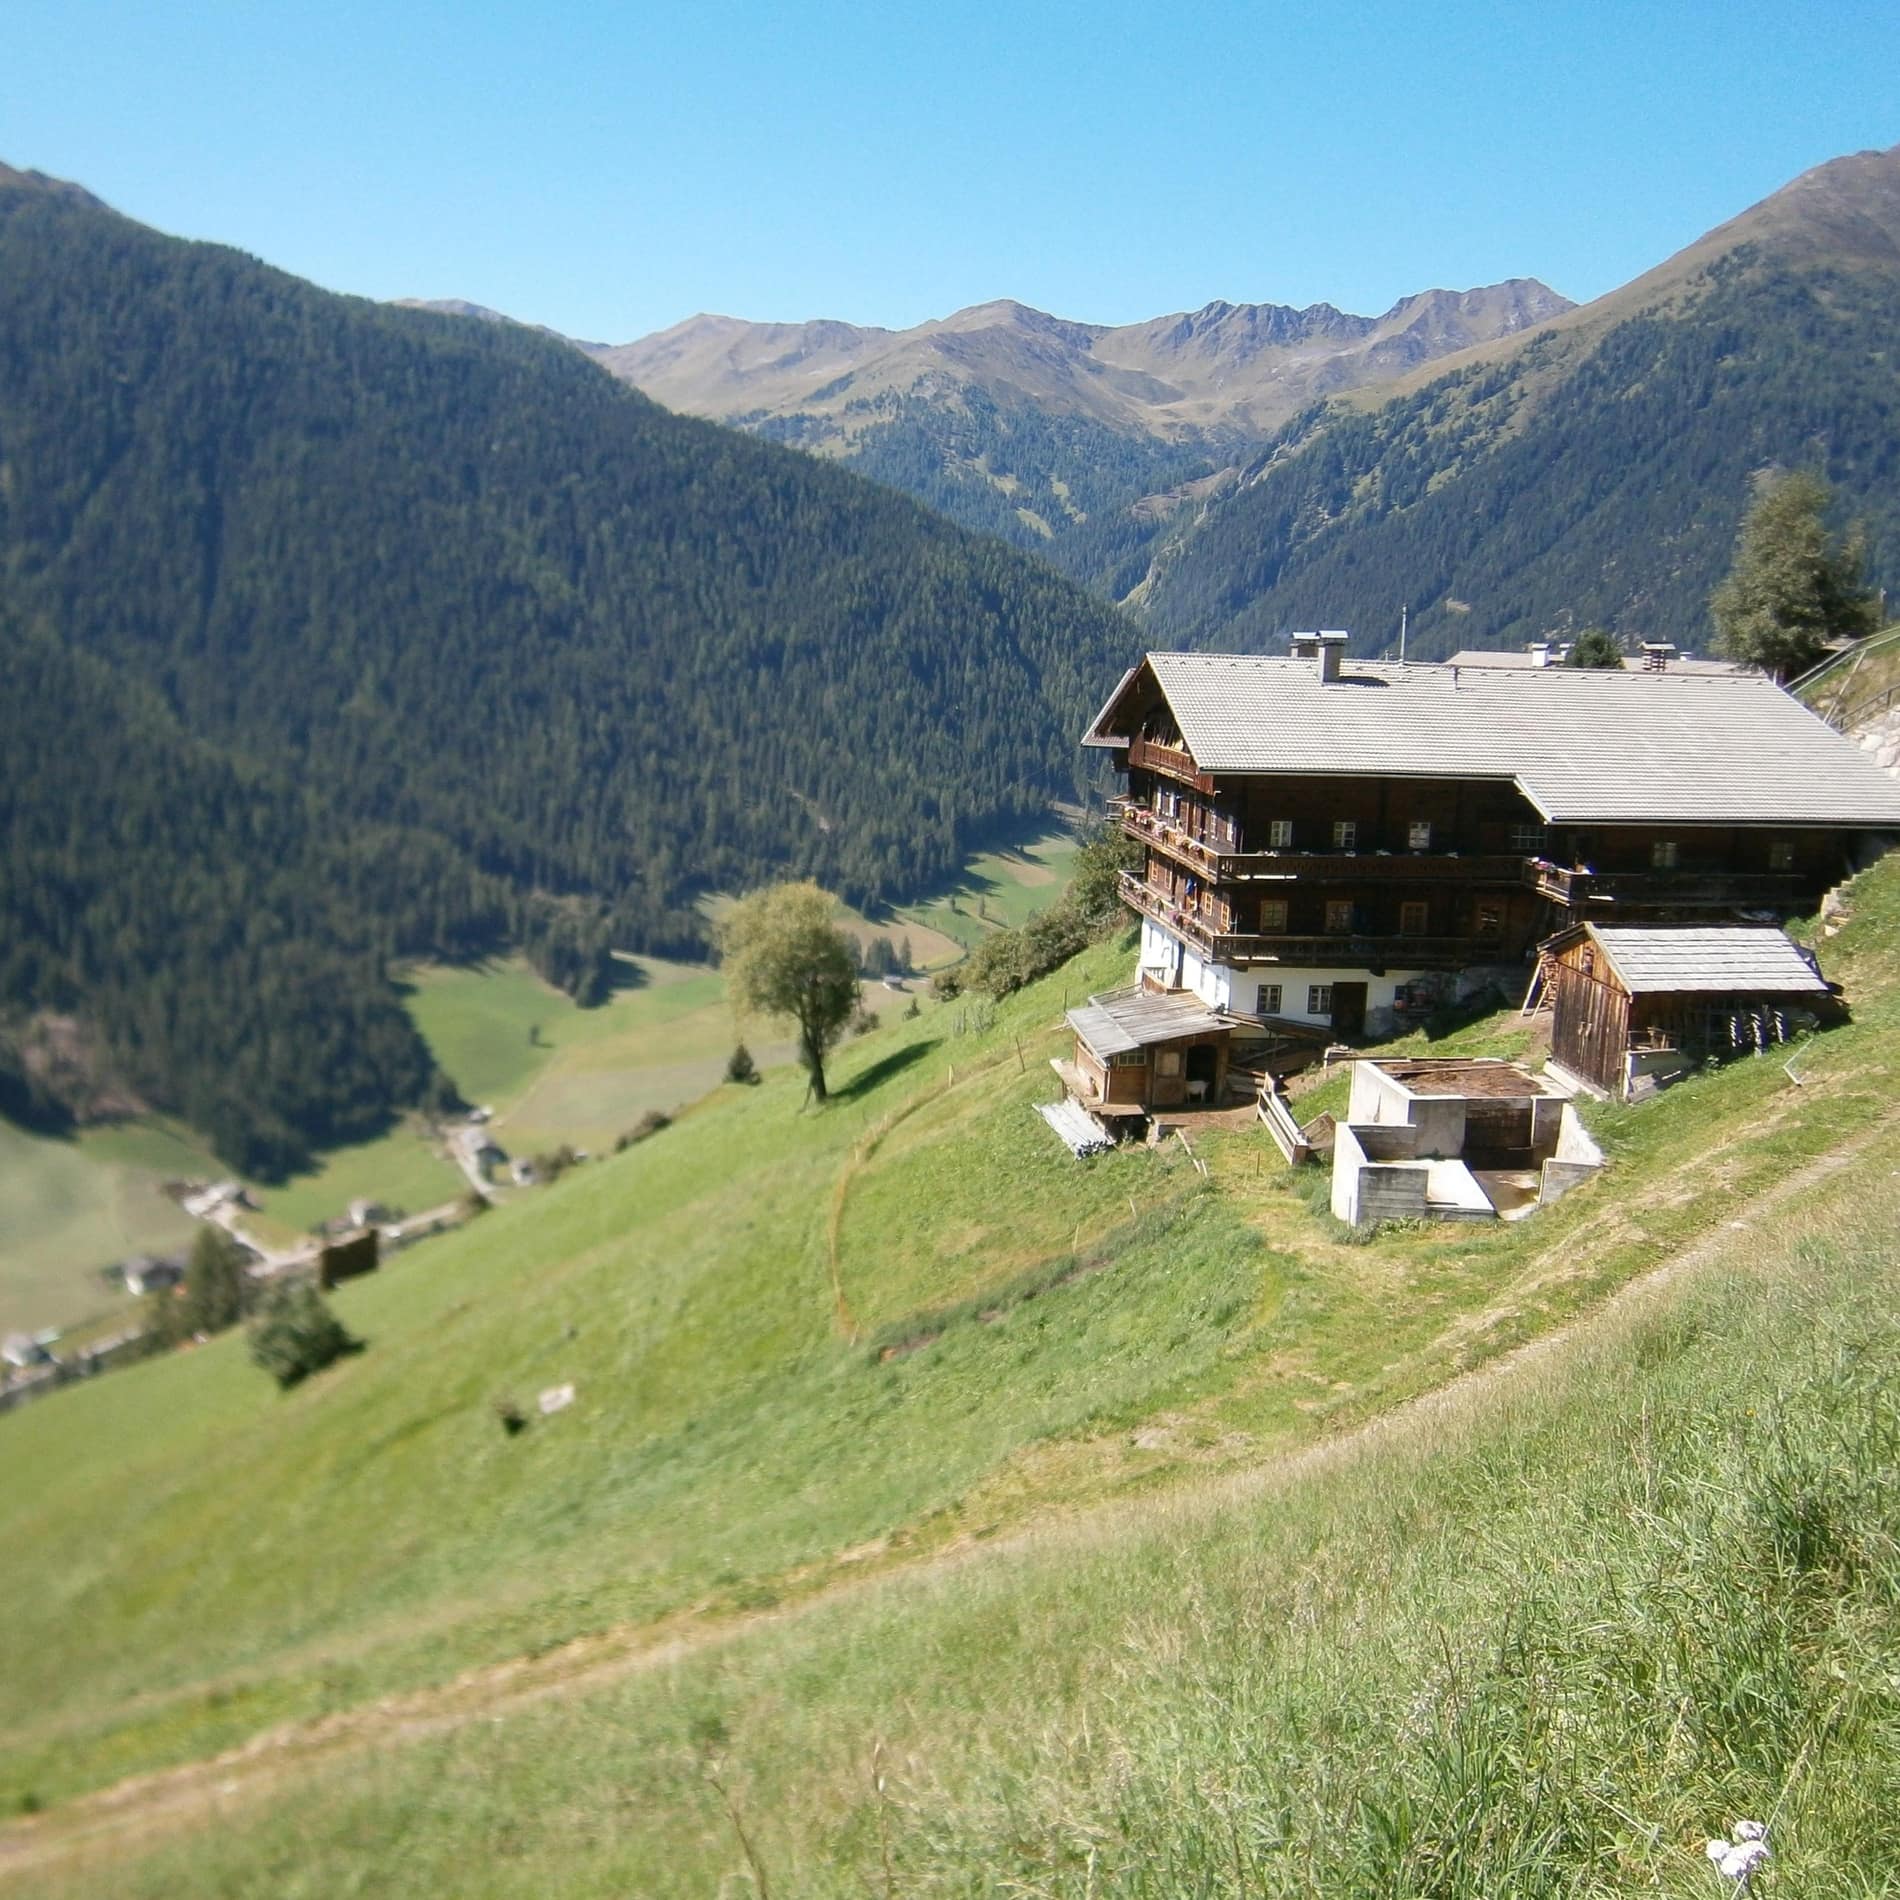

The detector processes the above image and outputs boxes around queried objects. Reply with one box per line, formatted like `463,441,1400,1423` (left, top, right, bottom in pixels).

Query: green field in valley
0,821,1079,1338
0,1119,213,1337
6,849,1900,1896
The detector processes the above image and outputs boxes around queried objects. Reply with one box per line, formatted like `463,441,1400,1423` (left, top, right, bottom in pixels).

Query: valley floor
5,855,1900,1893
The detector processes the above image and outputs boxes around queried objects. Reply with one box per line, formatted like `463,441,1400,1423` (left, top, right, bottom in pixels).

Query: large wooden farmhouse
1082,635,1900,1042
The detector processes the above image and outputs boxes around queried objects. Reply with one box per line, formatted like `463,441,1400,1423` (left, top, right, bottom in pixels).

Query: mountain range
405,280,1569,560
584,282,1573,442
1120,143,1900,655
412,147,1900,658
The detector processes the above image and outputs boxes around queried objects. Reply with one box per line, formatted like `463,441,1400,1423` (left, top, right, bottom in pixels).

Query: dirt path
6,1107,1894,1885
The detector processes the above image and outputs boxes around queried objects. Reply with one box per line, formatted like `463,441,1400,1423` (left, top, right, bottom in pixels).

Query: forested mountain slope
1119,145,1900,655
0,168,1139,1167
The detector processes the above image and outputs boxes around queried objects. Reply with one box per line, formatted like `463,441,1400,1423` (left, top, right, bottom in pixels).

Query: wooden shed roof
1067,987,1229,1059
1557,924,1830,997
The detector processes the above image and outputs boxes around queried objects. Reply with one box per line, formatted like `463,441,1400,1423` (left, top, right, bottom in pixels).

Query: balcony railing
1125,737,1209,787
1532,866,1808,908
1119,811,1529,884
1118,874,1498,970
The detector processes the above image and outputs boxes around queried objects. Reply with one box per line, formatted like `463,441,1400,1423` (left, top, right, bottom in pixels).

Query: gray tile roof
1587,926,1830,996
1095,653,1900,827
1067,986,1229,1058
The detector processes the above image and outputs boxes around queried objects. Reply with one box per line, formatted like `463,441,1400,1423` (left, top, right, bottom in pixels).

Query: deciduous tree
717,884,859,1105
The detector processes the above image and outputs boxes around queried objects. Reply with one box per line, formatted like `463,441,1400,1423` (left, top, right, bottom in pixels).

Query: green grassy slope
33,1129,1898,1898
6,854,1900,1877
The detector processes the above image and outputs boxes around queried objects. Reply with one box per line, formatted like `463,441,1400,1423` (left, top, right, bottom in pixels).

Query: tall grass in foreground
40,1166,1900,1897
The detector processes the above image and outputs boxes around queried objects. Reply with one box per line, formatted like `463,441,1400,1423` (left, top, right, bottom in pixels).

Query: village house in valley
1061,633,1900,1115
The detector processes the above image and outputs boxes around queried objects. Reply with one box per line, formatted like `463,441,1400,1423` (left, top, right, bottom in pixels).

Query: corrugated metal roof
1067,986,1229,1058
1588,926,1830,995
1098,653,1900,827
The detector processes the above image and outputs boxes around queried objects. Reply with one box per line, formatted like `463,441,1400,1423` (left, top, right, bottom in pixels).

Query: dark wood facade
1115,749,1844,979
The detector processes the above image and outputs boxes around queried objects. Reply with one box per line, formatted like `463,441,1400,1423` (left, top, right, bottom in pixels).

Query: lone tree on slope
717,881,860,1106
1711,469,1881,679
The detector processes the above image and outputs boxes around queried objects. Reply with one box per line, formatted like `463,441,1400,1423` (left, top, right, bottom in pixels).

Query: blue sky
7,1,1898,342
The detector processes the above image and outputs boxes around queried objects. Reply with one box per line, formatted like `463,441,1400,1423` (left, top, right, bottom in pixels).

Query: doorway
1330,982,1368,1037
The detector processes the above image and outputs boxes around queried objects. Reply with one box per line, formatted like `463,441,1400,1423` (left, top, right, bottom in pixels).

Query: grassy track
5,853,1899,1890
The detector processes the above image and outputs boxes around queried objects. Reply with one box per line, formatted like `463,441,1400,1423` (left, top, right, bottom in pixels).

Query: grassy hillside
24,1125,1897,1897
5,847,1900,1878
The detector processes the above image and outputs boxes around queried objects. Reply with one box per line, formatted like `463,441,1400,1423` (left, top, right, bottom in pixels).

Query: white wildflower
1704,1821,1771,1884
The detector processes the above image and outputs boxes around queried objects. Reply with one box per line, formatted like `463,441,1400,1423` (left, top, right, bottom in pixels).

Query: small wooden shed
1543,924,1832,1099
1062,987,1232,1113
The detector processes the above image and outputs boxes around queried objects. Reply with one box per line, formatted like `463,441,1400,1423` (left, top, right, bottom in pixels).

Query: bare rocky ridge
582,279,1574,443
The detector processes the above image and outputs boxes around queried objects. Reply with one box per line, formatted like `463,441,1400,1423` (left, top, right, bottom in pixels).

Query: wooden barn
1542,924,1833,1099
1059,987,1232,1116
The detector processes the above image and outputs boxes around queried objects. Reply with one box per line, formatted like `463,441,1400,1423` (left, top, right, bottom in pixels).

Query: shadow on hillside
832,1040,937,1103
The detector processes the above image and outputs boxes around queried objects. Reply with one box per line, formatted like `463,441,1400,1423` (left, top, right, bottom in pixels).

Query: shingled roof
1084,653,1900,828
1576,925,1830,996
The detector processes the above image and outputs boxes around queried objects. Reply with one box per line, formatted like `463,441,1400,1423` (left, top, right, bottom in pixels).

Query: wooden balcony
1125,737,1213,790
1532,866,1808,910
1119,810,1531,885
1118,874,1499,971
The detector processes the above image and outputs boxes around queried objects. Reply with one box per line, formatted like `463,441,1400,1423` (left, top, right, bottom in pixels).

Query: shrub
247,1281,362,1389
491,1394,528,1436
531,1143,582,1183
724,1042,759,1086
615,1109,673,1152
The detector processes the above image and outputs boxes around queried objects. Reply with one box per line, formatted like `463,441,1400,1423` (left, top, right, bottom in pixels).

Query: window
1325,900,1354,933
1267,818,1294,848
1768,840,1796,872
1332,820,1357,851
1509,823,1547,854
1258,898,1289,932
1476,903,1503,937
1399,900,1429,936
1256,983,1283,1014
1650,840,1679,869
1107,1048,1145,1069
1154,1049,1183,1078
1407,820,1433,851
1308,984,1333,1015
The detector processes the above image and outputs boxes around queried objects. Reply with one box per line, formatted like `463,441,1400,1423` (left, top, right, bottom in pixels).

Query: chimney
1641,641,1677,674
1527,641,1552,669
1289,631,1322,662
1317,630,1349,683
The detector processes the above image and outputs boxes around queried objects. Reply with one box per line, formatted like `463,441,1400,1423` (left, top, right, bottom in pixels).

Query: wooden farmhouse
1081,634,1900,1048
1542,924,1835,1099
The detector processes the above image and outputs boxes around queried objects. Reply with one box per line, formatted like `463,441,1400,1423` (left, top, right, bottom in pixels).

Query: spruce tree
1711,470,1881,679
